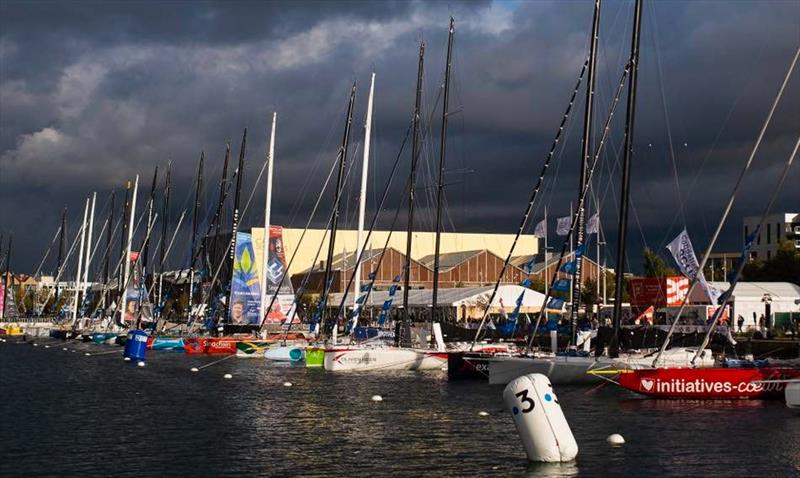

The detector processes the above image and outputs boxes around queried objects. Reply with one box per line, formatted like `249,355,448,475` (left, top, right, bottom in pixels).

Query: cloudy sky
1,0,798,274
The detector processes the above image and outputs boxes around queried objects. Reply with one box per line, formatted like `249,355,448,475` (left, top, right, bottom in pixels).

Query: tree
643,247,676,278
582,278,599,310
742,240,800,282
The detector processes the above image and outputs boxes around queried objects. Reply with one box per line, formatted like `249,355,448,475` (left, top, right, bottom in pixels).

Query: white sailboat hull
324,346,447,372
488,355,611,385
611,348,715,370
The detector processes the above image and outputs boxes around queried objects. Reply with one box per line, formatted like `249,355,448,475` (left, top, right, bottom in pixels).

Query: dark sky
1,0,798,275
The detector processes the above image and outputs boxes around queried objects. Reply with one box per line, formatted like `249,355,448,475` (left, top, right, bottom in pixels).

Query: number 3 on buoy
515,389,535,414
503,373,578,462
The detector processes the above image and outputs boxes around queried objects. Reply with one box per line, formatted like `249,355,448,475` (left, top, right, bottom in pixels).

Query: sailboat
484,0,710,385
614,49,800,399
323,20,457,373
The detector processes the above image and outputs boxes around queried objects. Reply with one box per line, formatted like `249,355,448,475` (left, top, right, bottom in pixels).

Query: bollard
123,330,148,363
503,373,578,462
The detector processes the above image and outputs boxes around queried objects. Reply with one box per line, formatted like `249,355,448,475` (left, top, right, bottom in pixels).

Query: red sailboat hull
618,367,800,400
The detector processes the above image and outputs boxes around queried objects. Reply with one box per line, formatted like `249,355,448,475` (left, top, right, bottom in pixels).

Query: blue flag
520,278,531,288
575,244,586,258
523,257,536,274
560,260,577,274
547,297,565,309
552,278,570,292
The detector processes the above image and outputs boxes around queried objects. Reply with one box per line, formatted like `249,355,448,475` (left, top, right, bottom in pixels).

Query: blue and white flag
522,257,536,274
508,289,526,322
377,273,403,326
586,213,600,234
556,216,571,236
552,278,571,292
561,260,577,274
547,297,565,309
666,229,721,305
575,243,586,258
534,219,546,238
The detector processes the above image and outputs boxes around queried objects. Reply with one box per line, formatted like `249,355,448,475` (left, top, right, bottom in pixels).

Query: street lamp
762,293,773,337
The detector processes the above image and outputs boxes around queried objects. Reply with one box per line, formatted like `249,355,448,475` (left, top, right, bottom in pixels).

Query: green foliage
742,240,800,283
581,278,599,308
642,247,676,278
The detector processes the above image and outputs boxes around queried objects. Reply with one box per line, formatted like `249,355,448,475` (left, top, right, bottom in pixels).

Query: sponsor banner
252,226,294,296
229,232,262,325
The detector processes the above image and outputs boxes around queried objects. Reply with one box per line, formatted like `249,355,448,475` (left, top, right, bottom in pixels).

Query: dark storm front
2,344,799,478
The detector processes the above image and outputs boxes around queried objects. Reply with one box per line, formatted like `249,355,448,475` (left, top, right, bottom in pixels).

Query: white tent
328,284,546,321
691,282,800,329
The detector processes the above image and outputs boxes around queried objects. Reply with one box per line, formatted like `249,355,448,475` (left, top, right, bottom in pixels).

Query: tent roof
418,249,486,270
707,281,800,301
328,284,546,309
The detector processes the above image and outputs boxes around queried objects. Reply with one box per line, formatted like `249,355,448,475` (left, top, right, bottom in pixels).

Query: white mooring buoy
44,345,50,348
283,382,293,387
503,373,578,463
33,343,39,347
124,357,131,361
478,411,489,417
84,353,91,356
62,347,68,351
223,373,233,379
190,367,199,373
371,395,383,402
606,434,625,446
137,361,145,367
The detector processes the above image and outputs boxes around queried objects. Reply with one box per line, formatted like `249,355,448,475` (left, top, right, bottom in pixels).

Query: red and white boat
617,366,800,400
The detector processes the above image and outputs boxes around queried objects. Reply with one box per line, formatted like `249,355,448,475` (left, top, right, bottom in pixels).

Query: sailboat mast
403,42,425,325
119,182,131,296
226,129,247,323
71,197,89,324
322,83,357,330
610,0,643,358
83,192,96,291
189,152,204,316
212,143,231,273
570,0,601,341
101,192,114,311
260,113,277,322
56,207,67,303
354,73,375,308
142,166,159,278
158,162,171,307
432,17,455,325
120,175,139,327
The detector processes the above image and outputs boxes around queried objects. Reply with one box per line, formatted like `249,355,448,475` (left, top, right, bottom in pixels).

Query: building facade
743,213,799,261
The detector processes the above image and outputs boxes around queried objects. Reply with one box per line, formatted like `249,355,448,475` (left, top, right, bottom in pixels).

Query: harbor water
1,340,798,477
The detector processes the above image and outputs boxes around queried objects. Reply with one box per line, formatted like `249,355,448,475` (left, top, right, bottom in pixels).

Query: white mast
83,192,96,289
120,175,139,327
71,197,90,323
353,72,375,308
259,112,277,323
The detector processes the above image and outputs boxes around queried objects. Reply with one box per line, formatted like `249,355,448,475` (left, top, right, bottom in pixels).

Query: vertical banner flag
229,232,261,324
556,216,571,236
586,213,600,234
666,229,721,305
534,219,546,238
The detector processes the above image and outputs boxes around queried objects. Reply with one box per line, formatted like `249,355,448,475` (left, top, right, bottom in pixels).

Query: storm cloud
1,0,798,273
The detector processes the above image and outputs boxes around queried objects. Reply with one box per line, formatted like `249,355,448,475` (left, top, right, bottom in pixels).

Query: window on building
767,223,771,244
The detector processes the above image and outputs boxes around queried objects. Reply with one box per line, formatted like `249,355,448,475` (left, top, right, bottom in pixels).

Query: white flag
666,229,721,304
534,219,546,238
586,213,600,234
556,216,571,236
